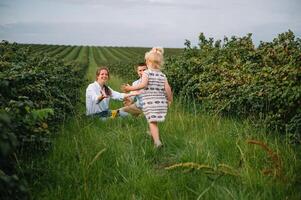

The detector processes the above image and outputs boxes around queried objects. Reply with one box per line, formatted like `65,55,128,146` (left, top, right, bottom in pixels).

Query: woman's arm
110,88,142,100
164,80,173,105
110,88,125,101
124,91,142,98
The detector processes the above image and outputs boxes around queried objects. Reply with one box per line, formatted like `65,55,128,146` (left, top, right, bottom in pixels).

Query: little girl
123,47,173,148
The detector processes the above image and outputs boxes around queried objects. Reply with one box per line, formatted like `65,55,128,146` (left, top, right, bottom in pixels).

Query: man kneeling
120,63,147,117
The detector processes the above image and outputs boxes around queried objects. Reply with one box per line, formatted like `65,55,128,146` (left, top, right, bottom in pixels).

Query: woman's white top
85,81,125,115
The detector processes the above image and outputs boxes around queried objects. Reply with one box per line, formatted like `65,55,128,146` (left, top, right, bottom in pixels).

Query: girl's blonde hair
145,47,164,69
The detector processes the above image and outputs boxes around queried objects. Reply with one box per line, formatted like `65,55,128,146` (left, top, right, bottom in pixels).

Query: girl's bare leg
149,122,162,147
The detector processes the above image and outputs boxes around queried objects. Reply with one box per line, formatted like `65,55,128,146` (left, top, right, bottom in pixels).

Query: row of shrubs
163,30,300,137
0,41,87,199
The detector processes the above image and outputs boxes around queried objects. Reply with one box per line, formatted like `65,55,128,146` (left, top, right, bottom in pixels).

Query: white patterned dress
141,69,168,122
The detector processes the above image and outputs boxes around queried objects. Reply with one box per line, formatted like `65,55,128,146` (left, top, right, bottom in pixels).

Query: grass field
24,45,300,200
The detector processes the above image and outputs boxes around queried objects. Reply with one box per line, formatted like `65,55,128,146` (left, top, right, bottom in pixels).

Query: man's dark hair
137,62,146,67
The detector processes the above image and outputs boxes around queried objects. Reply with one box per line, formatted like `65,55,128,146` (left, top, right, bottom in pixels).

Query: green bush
109,56,144,83
0,41,87,199
164,30,301,137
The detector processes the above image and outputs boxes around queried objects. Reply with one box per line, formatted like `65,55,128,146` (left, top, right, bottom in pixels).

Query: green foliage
164,30,301,137
31,108,54,122
0,112,17,158
0,170,29,200
0,41,87,199
110,57,144,83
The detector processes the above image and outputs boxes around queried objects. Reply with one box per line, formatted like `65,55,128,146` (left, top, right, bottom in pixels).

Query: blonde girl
123,47,173,148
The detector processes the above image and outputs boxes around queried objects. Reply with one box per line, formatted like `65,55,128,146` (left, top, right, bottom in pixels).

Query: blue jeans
94,110,111,118
93,110,129,119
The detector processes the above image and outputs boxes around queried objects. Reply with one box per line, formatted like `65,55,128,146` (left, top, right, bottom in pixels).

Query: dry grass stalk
218,164,240,177
247,139,283,178
165,162,240,177
165,162,213,171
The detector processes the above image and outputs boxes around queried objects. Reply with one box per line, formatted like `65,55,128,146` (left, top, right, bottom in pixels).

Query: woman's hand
99,88,108,100
97,94,104,102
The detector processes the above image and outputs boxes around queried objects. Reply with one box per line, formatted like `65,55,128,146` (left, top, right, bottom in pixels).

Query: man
120,63,147,117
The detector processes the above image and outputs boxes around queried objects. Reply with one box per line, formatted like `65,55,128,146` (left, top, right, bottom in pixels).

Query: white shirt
132,79,143,109
85,81,125,115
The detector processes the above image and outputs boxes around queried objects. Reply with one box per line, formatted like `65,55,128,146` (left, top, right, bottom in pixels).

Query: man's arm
123,97,134,106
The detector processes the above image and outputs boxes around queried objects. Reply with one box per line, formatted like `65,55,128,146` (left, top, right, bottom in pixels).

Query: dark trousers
93,110,111,118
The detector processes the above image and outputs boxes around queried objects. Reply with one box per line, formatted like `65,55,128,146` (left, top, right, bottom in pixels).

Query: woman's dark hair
96,67,112,96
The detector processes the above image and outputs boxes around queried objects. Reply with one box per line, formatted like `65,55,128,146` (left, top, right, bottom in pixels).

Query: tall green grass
29,101,300,199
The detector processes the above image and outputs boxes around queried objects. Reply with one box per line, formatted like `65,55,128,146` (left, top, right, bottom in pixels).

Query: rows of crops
24,44,182,83
26,44,181,64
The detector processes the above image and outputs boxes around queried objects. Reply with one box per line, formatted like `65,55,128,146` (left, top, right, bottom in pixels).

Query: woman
86,67,140,118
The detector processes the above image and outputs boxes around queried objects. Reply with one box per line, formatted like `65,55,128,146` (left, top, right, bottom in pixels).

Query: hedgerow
164,30,301,137
0,41,87,199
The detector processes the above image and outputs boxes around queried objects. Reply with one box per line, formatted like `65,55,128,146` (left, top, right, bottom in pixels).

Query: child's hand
121,84,131,92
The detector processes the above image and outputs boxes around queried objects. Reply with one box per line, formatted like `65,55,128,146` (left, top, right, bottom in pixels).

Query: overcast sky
0,0,300,47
